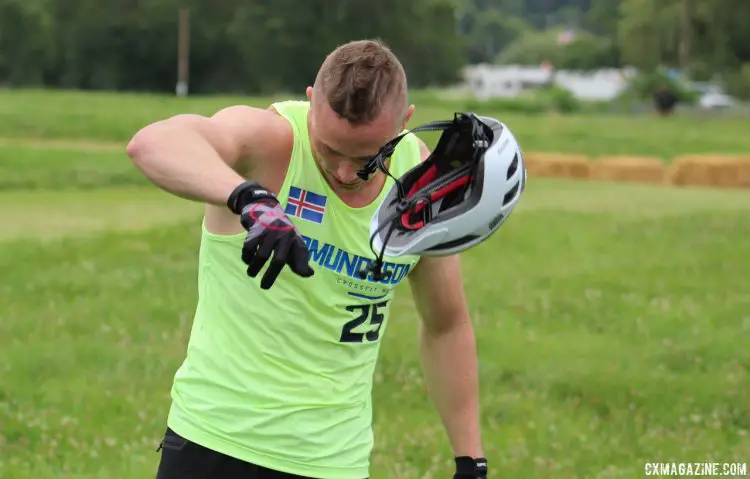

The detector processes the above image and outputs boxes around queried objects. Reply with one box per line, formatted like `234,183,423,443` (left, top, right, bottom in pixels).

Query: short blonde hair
315,39,407,124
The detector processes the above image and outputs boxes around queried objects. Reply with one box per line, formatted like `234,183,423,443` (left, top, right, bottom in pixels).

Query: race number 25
339,301,388,343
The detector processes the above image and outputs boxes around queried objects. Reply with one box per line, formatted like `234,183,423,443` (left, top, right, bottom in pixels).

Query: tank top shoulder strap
270,101,327,205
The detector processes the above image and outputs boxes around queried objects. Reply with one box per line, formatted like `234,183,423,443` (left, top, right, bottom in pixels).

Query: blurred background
1,0,748,114
2,1,750,479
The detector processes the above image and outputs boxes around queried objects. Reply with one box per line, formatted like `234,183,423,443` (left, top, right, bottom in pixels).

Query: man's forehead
315,109,399,155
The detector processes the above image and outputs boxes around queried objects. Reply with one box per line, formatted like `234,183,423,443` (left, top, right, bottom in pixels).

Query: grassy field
2,89,750,478
2,88,750,159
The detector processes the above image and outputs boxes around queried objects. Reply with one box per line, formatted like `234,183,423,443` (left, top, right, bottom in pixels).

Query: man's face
306,86,413,194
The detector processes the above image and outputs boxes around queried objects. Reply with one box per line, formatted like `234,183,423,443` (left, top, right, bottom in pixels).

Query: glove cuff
227,180,278,215
454,456,488,477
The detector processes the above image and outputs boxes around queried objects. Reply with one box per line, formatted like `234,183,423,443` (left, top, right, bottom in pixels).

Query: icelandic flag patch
285,186,327,224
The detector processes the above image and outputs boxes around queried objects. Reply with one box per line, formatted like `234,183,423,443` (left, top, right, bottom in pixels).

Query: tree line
1,0,748,98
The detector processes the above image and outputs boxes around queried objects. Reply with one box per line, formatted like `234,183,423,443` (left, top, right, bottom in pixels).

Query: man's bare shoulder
211,104,291,151
201,104,292,177
416,136,431,161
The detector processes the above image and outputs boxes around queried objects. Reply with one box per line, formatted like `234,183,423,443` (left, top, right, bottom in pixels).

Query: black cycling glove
227,180,314,289
453,456,488,479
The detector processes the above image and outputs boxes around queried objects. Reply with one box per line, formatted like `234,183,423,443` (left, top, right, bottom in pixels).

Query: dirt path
0,187,202,242
0,137,123,151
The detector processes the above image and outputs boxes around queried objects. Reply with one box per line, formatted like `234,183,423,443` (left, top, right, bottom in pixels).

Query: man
127,39,486,479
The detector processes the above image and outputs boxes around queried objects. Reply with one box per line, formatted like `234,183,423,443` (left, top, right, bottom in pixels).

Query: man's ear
306,86,314,102
402,104,415,130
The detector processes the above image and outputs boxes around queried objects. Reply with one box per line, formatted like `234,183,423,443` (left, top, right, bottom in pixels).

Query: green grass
2,88,750,158
0,145,146,192
2,140,750,478
1,89,749,478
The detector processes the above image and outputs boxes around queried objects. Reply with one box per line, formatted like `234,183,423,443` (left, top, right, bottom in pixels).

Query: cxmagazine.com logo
645,462,747,476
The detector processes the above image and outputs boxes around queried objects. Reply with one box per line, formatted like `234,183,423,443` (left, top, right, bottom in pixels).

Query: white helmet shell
370,114,526,258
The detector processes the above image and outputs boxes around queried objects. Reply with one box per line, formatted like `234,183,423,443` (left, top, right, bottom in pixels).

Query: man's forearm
126,119,245,207
420,319,484,457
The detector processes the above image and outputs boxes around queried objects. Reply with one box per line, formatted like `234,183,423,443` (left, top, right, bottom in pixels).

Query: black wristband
226,180,278,215
455,456,488,477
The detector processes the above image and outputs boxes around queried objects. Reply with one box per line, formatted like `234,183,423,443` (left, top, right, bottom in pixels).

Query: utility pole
176,6,190,97
679,0,691,75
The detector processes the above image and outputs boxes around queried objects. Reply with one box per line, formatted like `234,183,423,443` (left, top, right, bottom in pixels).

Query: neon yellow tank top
167,100,423,478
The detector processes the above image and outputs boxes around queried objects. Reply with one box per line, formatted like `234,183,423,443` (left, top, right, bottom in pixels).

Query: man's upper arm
409,254,471,333
142,105,290,174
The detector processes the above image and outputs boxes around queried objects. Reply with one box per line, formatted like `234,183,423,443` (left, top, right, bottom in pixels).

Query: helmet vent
503,181,520,206
424,234,480,252
506,153,519,179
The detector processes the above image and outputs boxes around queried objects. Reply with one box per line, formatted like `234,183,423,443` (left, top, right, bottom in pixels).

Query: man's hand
227,180,314,289
454,456,488,478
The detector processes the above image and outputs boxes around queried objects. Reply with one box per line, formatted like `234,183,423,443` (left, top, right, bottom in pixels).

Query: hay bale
668,155,750,189
590,156,667,184
524,153,591,180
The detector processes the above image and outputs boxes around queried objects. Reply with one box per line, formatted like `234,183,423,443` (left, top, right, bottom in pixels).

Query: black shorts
155,427,327,479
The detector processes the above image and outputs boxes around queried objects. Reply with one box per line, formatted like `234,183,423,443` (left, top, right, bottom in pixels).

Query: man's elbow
421,310,473,338
125,127,152,163
126,120,167,160
126,115,201,163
